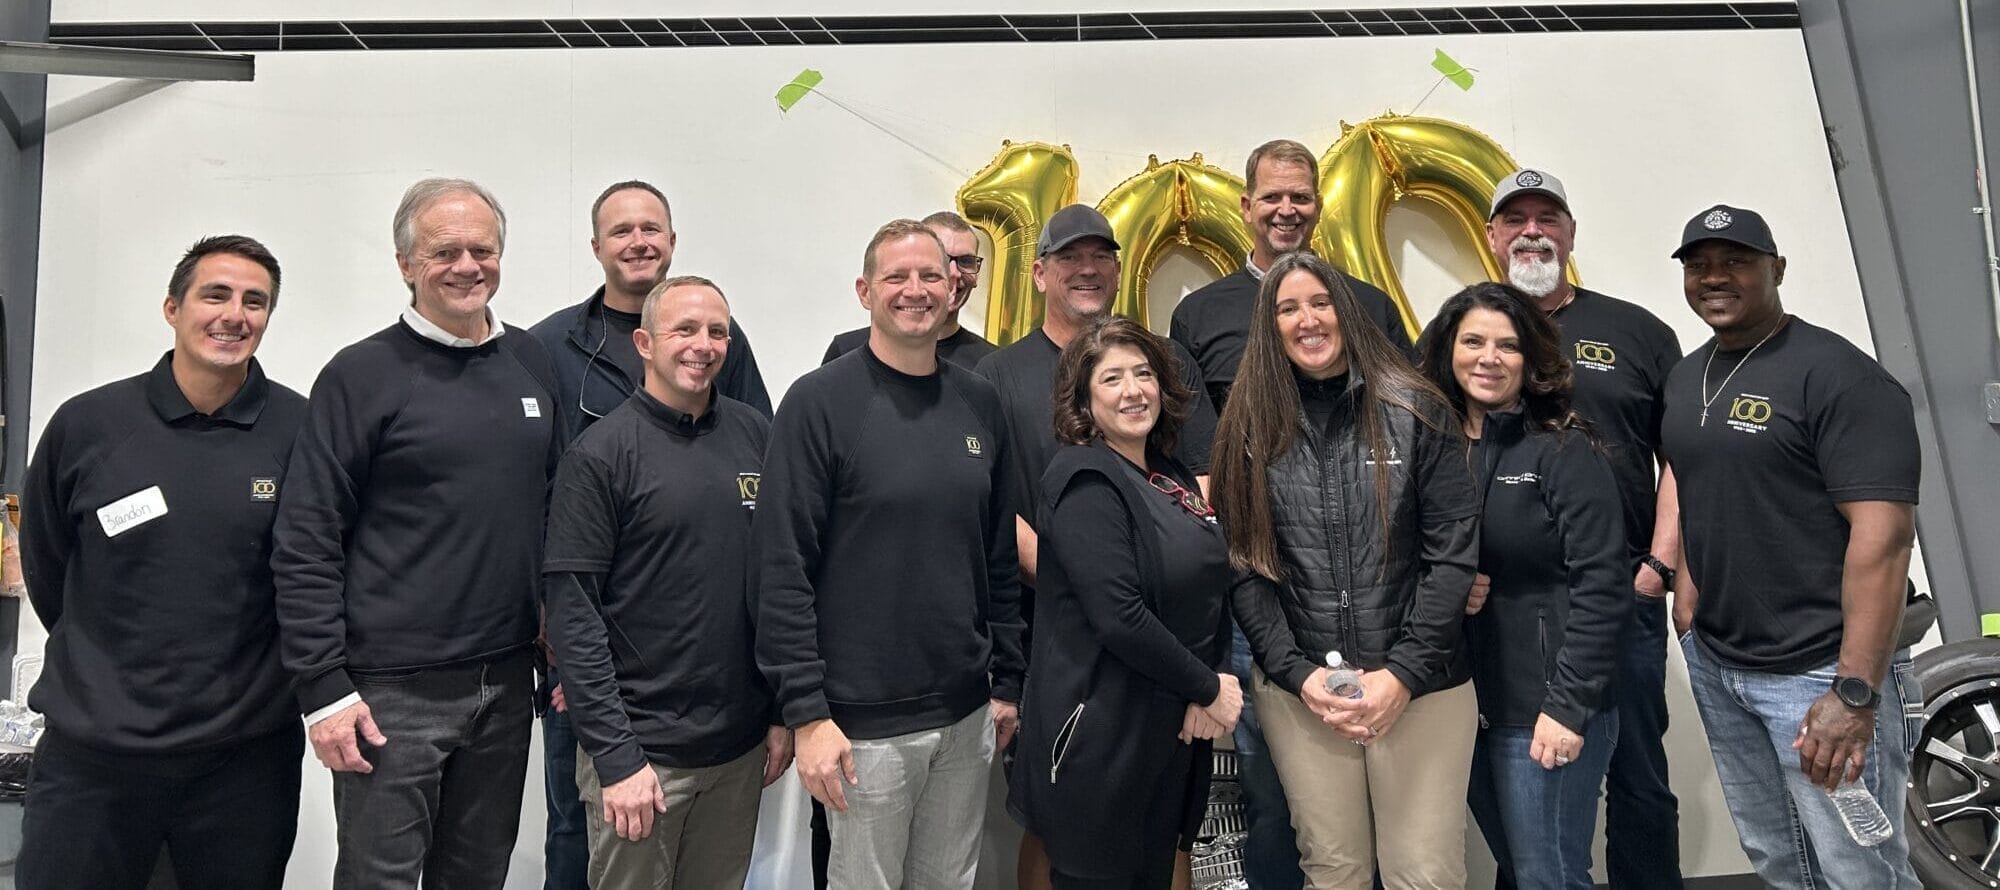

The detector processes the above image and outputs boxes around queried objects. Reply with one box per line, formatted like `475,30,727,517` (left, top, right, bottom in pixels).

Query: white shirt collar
401,306,504,347
1244,254,1270,281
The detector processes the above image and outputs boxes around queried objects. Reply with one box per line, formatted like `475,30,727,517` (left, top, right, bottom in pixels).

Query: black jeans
1602,597,1682,889
332,649,534,889
18,724,303,890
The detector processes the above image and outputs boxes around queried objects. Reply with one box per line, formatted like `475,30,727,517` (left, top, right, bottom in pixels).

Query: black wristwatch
1642,554,1677,588
1834,676,1881,709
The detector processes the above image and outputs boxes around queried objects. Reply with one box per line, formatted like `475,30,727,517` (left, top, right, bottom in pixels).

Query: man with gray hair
1479,168,1685,889
275,177,565,887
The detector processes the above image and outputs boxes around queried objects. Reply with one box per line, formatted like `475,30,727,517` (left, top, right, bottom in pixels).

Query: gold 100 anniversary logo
956,113,1580,346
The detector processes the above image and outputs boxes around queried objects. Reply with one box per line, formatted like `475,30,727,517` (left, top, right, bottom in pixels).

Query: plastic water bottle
1323,651,1363,700
1827,780,1893,847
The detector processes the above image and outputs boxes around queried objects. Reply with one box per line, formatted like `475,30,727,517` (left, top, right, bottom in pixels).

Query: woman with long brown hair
1210,252,1482,889
1417,282,1627,890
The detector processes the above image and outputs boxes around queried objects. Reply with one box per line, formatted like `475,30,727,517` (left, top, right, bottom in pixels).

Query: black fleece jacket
1467,410,1629,731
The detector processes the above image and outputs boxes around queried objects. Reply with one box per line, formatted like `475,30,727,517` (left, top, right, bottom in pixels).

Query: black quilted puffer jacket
1232,370,1482,698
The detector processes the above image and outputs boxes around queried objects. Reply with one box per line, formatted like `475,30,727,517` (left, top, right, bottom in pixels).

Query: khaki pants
1253,668,1478,890
576,743,766,890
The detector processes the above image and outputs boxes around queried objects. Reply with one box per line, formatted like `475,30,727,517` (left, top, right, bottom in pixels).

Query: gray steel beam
0,40,250,81
1798,0,2000,640
0,0,47,696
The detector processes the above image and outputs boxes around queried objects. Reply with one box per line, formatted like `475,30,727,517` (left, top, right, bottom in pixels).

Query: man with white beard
1477,169,1686,890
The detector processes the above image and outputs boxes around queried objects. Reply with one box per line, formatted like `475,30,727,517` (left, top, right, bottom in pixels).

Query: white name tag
522,397,542,418
97,486,168,538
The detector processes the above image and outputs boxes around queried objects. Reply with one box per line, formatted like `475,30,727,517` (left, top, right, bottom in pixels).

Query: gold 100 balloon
957,113,1579,346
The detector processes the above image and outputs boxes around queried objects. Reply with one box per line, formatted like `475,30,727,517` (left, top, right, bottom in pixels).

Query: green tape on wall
1982,612,2000,637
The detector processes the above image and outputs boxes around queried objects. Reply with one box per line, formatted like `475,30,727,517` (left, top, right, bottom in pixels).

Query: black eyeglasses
951,254,984,271
1147,472,1215,520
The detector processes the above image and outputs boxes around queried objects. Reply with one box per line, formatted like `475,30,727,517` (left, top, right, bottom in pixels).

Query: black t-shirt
1549,289,1682,559
1661,318,1919,671
1171,266,1414,412
974,328,1218,525
597,304,643,385
21,355,308,753
822,325,997,371
545,390,772,779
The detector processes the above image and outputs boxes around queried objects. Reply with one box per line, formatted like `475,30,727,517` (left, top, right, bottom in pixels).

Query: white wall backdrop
25,12,1896,888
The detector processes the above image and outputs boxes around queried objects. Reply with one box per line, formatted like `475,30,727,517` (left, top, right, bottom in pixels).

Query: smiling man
1662,205,1920,889
823,210,997,371
18,236,308,890
756,219,1024,889
274,178,565,888
1480,168,1686,890
545,275,790,889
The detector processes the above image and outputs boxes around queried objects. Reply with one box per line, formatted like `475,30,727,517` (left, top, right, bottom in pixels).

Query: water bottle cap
1326,650,1343,668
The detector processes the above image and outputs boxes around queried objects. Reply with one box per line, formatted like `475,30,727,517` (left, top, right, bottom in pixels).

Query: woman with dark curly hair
1417,282,1629,890
1210,252,1482,889
1008,316,1239,889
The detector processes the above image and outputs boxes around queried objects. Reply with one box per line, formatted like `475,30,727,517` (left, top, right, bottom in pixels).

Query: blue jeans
543,666,589,890
1680,633,1921,890
1602,596,1682,889
1468,709,1619,890
1230,623,1304,890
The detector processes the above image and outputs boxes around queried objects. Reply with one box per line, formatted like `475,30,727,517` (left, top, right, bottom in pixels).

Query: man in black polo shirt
546,275,790,888
1167,138,1409,890
18,235,307,890
1662,205,1920,888
757,219,1024,889
529,178,775,890
823,210,997,370
1481,168,1685,889
275,177,564,888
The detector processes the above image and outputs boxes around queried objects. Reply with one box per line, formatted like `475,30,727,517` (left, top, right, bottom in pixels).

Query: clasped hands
1302,667,1411,744
1179,673,1244,743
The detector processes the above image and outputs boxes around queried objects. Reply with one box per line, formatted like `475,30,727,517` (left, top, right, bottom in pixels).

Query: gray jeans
331,650,534,890
576,743,766,890
828,704,995,890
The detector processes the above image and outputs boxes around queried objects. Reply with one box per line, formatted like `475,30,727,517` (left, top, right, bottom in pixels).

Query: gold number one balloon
959,114,1577,347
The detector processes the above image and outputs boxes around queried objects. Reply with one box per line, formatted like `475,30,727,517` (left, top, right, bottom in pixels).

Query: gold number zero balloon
1312,113,1577,340
957,141,1078,346
1095,153,1257,331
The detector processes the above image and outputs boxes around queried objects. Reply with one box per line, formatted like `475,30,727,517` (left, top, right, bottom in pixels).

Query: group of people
12,136,1922,890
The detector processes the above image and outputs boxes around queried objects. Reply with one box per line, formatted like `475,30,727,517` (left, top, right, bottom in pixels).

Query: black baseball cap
1038,204,1120,256
1671,204,1779,259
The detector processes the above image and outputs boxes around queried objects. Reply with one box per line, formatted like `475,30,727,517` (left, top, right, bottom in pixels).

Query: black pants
332,650,534,889
18,724,303,890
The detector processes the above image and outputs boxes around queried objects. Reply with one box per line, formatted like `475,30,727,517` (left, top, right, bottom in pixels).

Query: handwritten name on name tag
97,486,168,538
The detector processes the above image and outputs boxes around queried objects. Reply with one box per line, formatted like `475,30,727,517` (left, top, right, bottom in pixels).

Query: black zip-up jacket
528,288,772,443
1232,369,1481,698
1467,410,1629,732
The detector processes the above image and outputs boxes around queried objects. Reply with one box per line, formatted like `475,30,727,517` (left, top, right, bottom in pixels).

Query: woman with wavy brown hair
1008,316,1239,889
1417,282,1627,890
1209,252,1481,889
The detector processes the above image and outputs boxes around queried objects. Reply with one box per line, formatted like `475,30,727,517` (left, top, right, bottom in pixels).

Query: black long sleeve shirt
273,320,564,714
21,355,307,752
753,346,1025,739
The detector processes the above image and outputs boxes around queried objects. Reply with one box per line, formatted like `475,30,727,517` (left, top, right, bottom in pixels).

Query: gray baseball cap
1490,168,1571,218
1038,204,1121,256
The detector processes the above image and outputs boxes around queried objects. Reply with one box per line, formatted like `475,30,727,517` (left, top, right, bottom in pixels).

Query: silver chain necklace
1700,317,1787,427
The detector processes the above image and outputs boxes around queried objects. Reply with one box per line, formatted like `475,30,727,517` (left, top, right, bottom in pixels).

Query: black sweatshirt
753,346,1025,739
545,391,772,783
822,325,998,371
273,320,564,714
1468,411,1629,731
21,355,307,753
